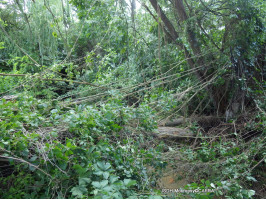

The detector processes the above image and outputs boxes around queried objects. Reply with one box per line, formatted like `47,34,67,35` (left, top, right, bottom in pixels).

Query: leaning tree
145,0,265,116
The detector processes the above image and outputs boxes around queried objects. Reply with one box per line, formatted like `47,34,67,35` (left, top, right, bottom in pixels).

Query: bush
0,94,163,198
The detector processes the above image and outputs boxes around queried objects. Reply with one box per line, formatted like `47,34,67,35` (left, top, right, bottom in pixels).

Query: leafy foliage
0,95,163,198
0,0,265,198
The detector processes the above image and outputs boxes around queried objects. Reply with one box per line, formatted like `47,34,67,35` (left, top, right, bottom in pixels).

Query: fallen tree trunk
158,117,187,126
159,116,221,127
156,127,195,138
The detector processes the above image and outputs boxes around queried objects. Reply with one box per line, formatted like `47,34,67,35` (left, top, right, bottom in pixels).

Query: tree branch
0,73,108,89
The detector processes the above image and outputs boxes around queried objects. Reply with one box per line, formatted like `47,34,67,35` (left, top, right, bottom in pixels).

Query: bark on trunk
148,0,231,115
148,0,199,79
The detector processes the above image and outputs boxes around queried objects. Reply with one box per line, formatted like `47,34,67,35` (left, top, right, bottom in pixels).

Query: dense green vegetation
0,0,265,198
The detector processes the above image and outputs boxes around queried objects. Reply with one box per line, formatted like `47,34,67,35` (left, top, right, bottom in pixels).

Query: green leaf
247,190,255,197
52,32,58,38
148,195,163,199
79,177,91,186
205,180,210,186
29,165,37,172
102,185,114,192
51,109,58,114
0,142,5,148
29,155,38,162
92,181,101,188
92,180,108,188
103,172,109,179
246,176,257,182
73,164,87,175
109,175,119,184
71,186,87,198
123,179,136,187
66,141,72,148
0,42,5,49
97,161,111,171
100,180,108,187
94,171,103,176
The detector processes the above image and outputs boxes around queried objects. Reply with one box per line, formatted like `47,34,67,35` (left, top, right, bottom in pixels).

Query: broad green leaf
109,175,119,184
52,32,58,38
103,172,109,179
92,181,101,188
73,164,87,175
97,161,111,171
123,179,136,187
247,190,255,197
71,186,87,198
148,195,163,199
246,176,257,182
79,177,91,186
92,180,108,188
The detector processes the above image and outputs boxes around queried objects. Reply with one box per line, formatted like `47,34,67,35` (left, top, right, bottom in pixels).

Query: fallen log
158,117,187,126
159,116,222,130
156,127,195,138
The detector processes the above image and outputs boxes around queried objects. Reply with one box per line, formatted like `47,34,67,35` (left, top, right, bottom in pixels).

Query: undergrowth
0,94,164,198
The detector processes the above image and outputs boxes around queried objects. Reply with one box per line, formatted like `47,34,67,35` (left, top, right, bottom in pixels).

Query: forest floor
0,95,265,198
148,117,266,199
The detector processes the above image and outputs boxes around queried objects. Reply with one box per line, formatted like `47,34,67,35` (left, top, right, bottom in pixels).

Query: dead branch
0,73,107,89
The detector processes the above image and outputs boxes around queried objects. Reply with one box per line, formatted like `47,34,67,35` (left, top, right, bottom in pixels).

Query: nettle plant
0,94,163,198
